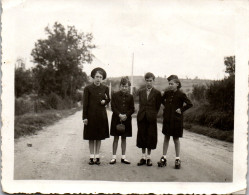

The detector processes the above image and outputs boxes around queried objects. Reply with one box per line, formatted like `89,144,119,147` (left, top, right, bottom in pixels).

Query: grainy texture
14,110,233,182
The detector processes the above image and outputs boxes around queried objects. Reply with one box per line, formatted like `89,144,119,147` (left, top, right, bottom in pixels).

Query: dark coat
110,91,135,137
136,87,161,149
162,90,193,137
82,83,110,140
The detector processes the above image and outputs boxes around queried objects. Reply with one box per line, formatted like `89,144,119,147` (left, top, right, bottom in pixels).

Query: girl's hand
119,114,127,121
83,119,88,125
122,114,127,121
176,108,181,114
101,100,106,105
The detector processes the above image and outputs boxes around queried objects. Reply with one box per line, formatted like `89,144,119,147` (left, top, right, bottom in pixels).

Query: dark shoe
175,159,181,169
137,158,146,166
88,158,94,165
109,159,116,165
95,158,101,165
121,158,131,164
157,157,167,167
147,159,152,166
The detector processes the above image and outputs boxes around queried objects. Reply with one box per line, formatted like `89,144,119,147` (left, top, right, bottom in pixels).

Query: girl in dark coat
82,67,110,165
109,77,135,165
157,75,193,169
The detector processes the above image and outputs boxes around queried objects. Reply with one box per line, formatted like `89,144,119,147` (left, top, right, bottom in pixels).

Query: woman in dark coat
82,67,110,165
109,77,135,165
157,75,193,169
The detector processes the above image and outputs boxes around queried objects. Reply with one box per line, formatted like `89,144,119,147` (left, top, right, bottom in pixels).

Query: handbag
116,120,125,134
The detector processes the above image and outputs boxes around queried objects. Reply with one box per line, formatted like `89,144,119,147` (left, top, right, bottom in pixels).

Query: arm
161,91,167,106
104,86,110,106
111,93,120,116
156,91,162,113
180,93,193,113
82,87,89,120
126,95,135,117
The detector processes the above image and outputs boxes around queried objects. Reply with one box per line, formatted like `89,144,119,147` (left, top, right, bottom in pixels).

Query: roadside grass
15,107,81,139
183,123,233,143
157,117,233,143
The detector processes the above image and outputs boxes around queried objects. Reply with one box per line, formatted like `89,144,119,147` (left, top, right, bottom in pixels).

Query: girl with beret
82,67,110,165
157,75,193,169
109,77,135,165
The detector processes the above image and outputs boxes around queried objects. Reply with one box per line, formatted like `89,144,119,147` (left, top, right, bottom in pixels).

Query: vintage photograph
1,0,248,194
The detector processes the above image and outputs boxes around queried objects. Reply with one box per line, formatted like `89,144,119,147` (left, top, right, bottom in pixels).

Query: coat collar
147,87,155,100
143,87,155,101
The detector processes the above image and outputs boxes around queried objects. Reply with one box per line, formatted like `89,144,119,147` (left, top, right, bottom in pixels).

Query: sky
2,0,242,79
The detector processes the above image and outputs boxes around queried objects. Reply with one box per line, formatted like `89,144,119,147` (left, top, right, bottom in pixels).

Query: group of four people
82,67,193,169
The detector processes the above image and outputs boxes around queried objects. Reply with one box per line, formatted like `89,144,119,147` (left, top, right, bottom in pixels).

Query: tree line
15,22,94,102
185,56,235,131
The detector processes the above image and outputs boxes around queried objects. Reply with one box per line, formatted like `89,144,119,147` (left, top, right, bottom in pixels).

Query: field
108,76,212,94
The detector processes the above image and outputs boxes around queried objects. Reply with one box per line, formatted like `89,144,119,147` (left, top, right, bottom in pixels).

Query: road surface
14,110,233,182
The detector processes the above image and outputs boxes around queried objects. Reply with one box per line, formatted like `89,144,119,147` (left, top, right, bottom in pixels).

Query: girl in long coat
157,75,193,169
82,67,110,165
109,77,135,165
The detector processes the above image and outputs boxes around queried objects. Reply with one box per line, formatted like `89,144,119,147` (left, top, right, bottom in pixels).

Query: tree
15,66,33,97
224,56,235,76
31,22,95,97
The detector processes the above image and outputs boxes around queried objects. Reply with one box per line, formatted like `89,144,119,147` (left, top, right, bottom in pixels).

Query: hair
144,72,155,80
120,77,131,86
171,78,182,89
95,70,104,77
167,75,178,81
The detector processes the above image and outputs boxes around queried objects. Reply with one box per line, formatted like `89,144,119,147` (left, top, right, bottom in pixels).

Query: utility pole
131,53,134,94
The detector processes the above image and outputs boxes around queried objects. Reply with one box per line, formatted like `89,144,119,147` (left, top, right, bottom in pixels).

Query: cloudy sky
3,0,242,79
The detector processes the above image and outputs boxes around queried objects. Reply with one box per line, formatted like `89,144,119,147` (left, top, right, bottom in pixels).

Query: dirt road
14,110,233,182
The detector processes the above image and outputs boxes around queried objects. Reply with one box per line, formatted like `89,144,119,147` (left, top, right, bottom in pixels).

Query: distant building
15,58,26,69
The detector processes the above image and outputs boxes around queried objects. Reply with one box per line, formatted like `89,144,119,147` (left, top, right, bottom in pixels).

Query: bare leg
121,137,126,155
163,136,170,155
89,140,94,155
173,137,180,157
95,140,101,155
112,136,119,155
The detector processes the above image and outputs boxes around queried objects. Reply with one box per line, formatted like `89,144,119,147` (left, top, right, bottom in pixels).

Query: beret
90,67,107,80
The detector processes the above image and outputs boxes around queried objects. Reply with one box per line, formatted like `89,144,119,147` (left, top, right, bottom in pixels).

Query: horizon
5,0,237,80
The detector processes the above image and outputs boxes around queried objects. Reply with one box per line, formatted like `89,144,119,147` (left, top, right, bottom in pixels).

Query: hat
167,75,178,81
168,75,181,89
90,67,107,80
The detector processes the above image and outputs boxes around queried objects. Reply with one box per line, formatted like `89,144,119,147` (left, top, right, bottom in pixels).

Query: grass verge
157,118,233,143
15,107,81,139
183,122,233,143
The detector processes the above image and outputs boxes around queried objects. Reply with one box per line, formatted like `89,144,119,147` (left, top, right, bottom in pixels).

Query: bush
206,76,235,113
45,93,75,110
185,75,235,131
15,98,34,115
184,104,234,131
15,67,33,98
190,84,207,102
45,93,62,109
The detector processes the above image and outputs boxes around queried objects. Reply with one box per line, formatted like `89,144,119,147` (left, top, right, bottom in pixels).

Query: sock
112,155,117,159
121,155,126,159
90,154,94,159
147,155,151,159
142,153,146,159
163,155,167,159
175,157,180,160
95,154,100,158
